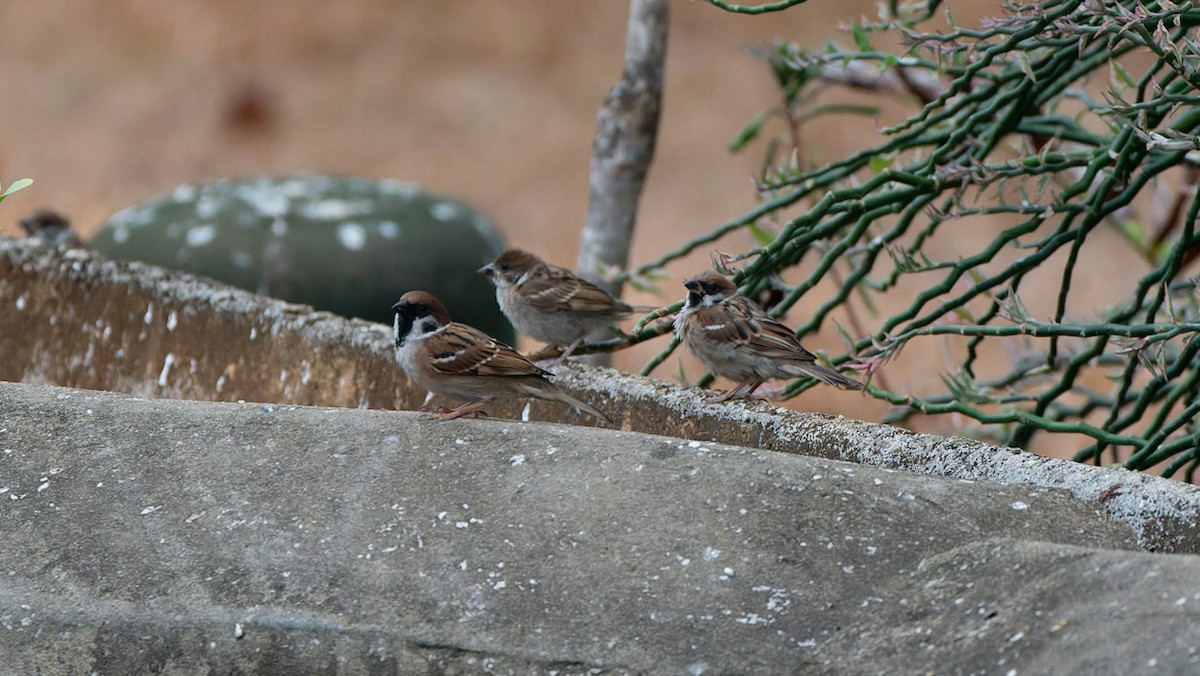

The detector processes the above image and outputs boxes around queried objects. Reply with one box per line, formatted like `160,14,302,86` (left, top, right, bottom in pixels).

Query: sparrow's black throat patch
394,313,414,347
392,301,423,347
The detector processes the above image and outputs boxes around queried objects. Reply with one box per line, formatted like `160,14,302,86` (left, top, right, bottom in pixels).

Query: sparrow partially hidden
392,290,612,423
674,270,862,402
19,209,85,249
478,249,636,361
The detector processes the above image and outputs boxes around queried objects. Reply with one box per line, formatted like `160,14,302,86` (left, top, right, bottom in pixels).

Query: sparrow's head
683,271,737,308
19,208,79,246
478,248,543,287
391,291,452,346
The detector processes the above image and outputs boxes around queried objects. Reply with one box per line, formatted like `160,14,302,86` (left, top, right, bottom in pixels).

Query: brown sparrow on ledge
674,271,862,402
392,290,612,423
478,248,637,362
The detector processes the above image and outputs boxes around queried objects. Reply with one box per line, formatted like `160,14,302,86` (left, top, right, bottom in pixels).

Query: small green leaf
951,305,976,322
1111,61,1135,88
831,319,854,350
850,22,873,52
797,103,880,123
0,178,33,200
626,275,662,294
748,222,777,246
1116,217,1147,250
1016,52,1037,83
869,151,897,174
639,266,670,281
853,279,879,316
730,109,773,153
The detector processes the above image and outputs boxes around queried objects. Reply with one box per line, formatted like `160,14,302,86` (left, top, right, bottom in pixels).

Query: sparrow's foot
544,338,585,367
741,381,774,400
435,409,488,421
527,345,566,364
427,402,488,421
757,385,789,401
705,380,764,403
705,387,743,404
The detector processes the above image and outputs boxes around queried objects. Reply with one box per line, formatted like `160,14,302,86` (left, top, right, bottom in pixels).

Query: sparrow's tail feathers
548,389,614,424
790,361,863,390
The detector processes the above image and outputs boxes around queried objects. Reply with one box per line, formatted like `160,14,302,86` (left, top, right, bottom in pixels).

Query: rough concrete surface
4,239,1200,554
5,382,1200,675
4,239,1200,672
0,236,421,411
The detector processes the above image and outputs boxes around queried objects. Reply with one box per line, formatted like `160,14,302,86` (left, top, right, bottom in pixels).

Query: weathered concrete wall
5,382,1199,675
2,236,1199,554
4,237,1200,672
1,237,420,409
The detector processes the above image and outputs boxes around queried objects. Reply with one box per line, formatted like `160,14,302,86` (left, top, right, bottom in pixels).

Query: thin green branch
614,0,1200,478
705,0,810,14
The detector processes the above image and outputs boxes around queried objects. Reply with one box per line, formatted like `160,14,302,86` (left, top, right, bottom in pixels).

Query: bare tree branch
577,0,668,299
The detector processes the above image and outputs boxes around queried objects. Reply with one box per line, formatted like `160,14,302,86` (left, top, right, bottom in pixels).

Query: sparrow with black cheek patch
19,209,85,249
478,249,636,361
674,270,863,402
392,290,612,423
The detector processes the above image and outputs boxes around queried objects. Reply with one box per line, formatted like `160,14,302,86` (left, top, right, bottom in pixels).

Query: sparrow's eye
499,262,509,271
704,283,720,294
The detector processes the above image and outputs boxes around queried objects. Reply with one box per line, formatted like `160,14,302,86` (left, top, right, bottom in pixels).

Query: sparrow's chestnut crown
684,271,736,297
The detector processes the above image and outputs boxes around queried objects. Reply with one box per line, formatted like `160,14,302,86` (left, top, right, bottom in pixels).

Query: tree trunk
577,0,669,297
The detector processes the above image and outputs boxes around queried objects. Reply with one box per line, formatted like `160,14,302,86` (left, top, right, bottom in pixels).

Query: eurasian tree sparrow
674,271,862,402
392,290,612,423
19,209,84,249
478,249,636,361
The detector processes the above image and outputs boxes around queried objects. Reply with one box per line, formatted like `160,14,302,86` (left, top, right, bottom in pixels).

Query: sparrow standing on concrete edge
674,270,863,402
392,290,613,423
19,209,85,249
478,248,637,362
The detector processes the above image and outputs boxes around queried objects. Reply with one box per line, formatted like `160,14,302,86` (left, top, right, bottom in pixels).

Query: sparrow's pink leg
545,338,585,366
705,381,763,401
432,401,488,421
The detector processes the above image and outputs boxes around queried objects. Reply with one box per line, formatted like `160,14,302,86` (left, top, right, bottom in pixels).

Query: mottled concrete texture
4,382,1200,675
3,238,1197,552
3,237,1200,672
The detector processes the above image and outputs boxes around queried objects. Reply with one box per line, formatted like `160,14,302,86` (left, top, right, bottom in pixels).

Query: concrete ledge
554,367,1200,553
2,236,1198,554
7,382,1198,674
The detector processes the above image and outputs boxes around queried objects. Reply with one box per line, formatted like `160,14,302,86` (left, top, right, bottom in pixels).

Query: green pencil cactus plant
590,0,1200,480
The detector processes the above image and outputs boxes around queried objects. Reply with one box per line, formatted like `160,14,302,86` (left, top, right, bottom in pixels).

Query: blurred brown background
5,0,1102,448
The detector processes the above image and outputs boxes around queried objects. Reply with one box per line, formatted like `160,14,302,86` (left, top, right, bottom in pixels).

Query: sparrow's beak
390,299,409,312
683,279,700,292
477,263,495,277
